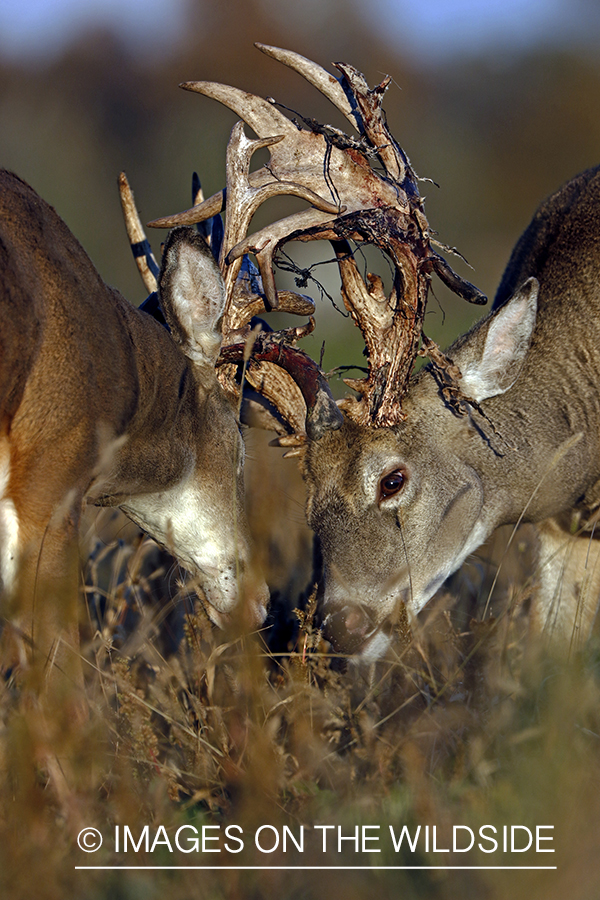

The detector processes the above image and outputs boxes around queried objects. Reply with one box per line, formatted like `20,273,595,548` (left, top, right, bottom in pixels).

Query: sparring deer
0,167,274,689
159,45,600,659
304,166,600,659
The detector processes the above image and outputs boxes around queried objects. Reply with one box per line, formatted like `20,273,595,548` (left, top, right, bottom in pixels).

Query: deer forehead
306,421,405,479
192,386,245,467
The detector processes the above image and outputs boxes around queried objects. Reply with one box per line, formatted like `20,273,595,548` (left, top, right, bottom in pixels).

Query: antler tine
255,43,362,132
333,62,407,183
191,171,203,205
220,121,340,310
118,172,160,294
191,171,213,244
181,80,296,137
332,237,426,427
149,190,224,229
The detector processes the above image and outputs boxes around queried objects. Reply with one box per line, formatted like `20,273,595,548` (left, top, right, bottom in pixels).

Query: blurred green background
1,0,599,387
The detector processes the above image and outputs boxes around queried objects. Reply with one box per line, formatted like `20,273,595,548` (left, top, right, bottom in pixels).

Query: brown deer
304,166,600,659
0,168,274,688
157,45,600,659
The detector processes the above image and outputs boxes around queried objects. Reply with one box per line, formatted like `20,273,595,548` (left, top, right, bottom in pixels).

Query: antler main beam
219,329,343,441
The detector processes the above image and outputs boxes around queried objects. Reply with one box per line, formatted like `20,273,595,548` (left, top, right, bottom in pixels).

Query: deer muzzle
322,603,380,655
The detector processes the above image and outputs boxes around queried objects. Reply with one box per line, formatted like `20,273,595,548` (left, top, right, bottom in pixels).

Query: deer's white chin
351,628,393,663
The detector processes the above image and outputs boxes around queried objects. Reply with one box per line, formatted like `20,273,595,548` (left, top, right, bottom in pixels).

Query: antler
119,172,160,294
203,118,324,429
119,155,318,437
150,95,344,313
218,329,343,442
148,45,486,430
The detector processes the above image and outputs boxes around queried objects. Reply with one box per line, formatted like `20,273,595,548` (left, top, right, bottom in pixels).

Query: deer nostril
344,607,368,634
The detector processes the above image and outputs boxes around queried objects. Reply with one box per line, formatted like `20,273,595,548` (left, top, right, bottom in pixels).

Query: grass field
0,440,599,900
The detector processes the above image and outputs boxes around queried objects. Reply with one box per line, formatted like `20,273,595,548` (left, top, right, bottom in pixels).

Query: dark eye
379,469,406,500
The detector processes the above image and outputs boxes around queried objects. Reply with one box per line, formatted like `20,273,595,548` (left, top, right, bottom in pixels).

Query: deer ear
460,277,539,402
158,226,226,366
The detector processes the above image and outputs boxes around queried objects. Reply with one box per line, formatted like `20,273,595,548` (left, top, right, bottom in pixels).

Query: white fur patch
355,629,392,664
0,448,19,595
120,474,246,616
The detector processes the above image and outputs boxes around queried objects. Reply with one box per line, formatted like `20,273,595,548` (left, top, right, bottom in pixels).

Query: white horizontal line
75,866,558,871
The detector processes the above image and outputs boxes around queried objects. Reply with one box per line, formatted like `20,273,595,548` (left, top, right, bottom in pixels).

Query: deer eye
379,469,406,500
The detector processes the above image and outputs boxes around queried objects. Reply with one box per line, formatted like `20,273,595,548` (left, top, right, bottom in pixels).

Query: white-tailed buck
158,45,600,658
302,166,600,658
0,168,271,687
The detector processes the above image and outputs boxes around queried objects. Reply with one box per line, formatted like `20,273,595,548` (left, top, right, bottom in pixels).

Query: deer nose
248,593,268,629
323,603,374,654
205,597,267,631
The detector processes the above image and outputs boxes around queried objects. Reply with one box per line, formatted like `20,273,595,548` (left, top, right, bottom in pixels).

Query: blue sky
0,0,599,63
373,0,600,59
0,0,189,59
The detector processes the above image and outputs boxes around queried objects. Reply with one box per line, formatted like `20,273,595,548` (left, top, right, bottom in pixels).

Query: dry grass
0,457,599,900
